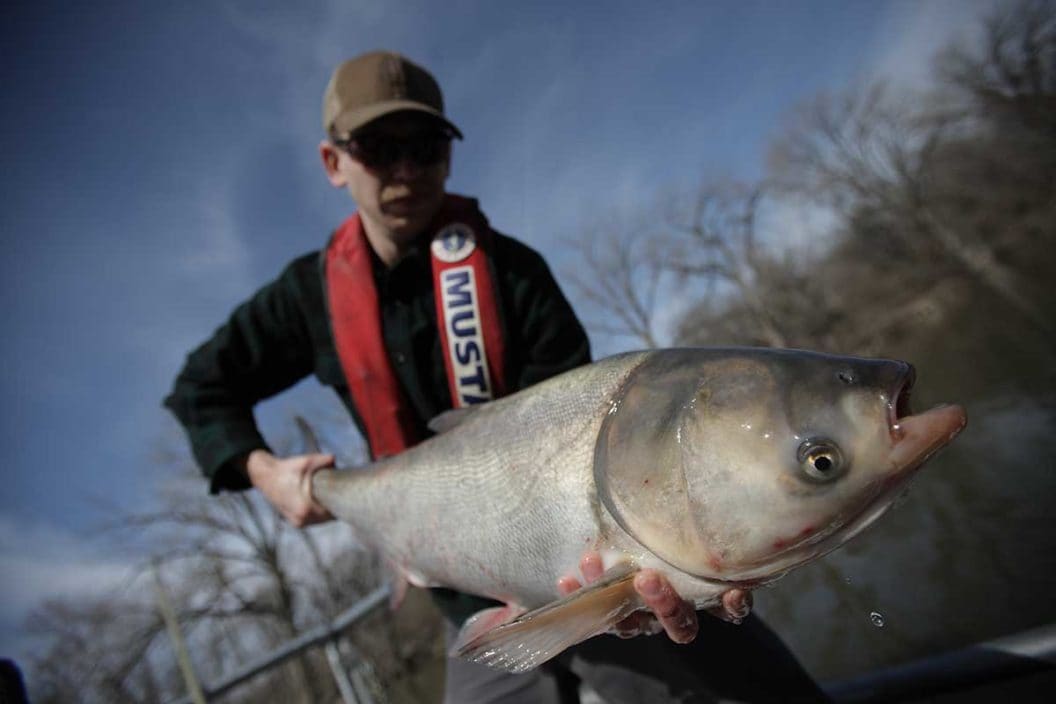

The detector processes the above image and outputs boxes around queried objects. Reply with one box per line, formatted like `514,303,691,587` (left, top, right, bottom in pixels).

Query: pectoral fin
452,604,528,647
453,563,643,673
388,562,438,610
389,572,409,610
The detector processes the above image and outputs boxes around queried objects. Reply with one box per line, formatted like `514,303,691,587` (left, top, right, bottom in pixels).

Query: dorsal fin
294,415,322,453
427,407,478,434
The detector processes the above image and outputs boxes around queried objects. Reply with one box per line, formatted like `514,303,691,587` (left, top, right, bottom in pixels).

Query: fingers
610,611,664,639
725,588,753,622
300,453,335,504
553,553,600,598
633,570,698,644
707,588,753,624
303,453,336,472
555,553,596,596
579,551,604,582
249,452,335,527
556,575,581,597
295,454,335,526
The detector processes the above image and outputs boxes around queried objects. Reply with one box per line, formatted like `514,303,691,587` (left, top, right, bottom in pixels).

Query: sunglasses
332,128,455,170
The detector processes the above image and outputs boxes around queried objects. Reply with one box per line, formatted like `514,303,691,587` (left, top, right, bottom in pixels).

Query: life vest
325,194,508,458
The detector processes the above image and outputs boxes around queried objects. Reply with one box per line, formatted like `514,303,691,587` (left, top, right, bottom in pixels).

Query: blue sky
0,0,995,659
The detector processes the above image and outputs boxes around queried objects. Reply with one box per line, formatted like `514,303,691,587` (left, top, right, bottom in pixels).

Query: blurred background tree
23,420,445,703
572,0,1056,681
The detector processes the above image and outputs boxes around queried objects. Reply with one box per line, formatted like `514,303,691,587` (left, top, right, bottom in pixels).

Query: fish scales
315,352,652,606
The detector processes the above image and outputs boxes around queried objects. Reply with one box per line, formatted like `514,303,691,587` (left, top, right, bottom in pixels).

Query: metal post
153,564,208,704
168,584,391,704
324,639,359,704
349,661,377,704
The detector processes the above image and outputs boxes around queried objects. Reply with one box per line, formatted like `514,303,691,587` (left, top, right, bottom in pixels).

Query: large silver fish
311,348,966,672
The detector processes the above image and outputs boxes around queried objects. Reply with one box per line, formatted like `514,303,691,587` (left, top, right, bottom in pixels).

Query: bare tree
566,215,669,349
936,0,1056,135
567,182,823,351
768,1,1056,342
660,182,804,349
25,593,170,704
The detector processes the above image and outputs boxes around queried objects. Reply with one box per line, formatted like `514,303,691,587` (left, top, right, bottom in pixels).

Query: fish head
594,348,966,585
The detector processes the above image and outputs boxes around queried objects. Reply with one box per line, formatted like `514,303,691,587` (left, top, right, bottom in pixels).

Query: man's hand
557,552,753,643
244,449,335,527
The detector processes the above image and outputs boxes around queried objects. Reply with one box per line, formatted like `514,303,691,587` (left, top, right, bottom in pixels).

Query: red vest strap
325,215,421,458
325,194,507,458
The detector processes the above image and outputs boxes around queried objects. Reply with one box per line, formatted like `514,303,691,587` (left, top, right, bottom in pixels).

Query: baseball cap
322,51,463,139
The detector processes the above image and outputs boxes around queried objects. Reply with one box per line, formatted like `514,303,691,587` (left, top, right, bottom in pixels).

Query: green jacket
164,224,590,623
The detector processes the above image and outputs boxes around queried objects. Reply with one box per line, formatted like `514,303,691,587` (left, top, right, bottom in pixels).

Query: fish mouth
890,364,916,435
887,403,967,473
886,362,966,474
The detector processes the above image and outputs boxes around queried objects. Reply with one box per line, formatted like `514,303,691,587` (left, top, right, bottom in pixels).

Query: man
166,50,825,703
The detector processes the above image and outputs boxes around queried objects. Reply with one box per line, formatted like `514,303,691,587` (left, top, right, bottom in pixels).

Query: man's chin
385,215,432,241
383,202,440,235
384,200,423,217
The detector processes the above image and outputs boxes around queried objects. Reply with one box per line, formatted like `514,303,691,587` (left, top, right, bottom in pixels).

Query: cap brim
331,100,463,139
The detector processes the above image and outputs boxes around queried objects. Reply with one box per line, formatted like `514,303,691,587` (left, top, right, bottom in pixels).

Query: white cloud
0,516,134,615
0,515,136,660
866,0,1001,89
757,194,841,259
177,167,257,297
123,154,260,386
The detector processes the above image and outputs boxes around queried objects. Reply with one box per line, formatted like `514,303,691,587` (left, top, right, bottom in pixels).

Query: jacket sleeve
163,260,317,493
502,242,592,389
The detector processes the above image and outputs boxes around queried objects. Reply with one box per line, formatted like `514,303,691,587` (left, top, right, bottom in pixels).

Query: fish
310,347,966,672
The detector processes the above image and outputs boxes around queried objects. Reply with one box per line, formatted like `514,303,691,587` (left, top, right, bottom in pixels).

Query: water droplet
870,611,885,627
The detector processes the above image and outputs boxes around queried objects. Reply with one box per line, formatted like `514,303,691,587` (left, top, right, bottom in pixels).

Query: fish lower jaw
753,492,905,582
889,403,967,469
695,486,899,584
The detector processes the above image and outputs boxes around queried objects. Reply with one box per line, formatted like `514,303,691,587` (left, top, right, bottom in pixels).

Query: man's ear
319,141,347,187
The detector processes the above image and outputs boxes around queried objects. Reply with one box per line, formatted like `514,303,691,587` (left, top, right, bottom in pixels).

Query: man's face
322,112,452,243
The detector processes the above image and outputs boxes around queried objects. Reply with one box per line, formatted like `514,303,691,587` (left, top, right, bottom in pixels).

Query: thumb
300,454,336,517
303,453,336,472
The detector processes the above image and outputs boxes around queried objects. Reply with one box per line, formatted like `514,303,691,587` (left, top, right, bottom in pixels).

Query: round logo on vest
431,223,477,263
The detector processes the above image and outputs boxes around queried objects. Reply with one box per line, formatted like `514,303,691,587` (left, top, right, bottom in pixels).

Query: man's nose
389,155,425,180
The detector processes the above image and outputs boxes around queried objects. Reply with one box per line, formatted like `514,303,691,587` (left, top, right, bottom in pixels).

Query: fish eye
797,439,845,483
